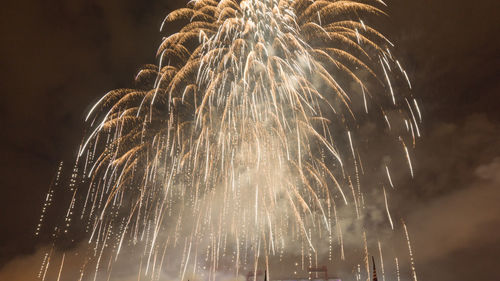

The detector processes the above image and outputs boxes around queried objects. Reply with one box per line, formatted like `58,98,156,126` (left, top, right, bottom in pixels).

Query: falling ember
399,137,414,178
56,253,65,281
377,241,386,281
395,257,401,281
382,186,394,230
403,221,418,281
36,0,422,280
363,232,370,281
385,165,394,189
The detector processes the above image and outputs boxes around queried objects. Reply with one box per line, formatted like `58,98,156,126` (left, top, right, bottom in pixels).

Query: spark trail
37,0,420,280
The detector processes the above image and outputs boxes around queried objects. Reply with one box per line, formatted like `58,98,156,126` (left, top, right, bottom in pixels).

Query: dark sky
0,0,499,280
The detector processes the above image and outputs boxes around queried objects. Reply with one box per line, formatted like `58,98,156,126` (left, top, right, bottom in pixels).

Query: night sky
0,0,499,280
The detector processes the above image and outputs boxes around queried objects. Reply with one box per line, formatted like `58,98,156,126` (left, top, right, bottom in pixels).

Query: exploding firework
36,0,421,280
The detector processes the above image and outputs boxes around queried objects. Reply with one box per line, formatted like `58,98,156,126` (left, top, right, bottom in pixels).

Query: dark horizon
1,0,499,280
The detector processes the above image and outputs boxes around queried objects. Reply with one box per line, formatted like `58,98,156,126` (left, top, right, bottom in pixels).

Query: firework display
36,0,421,280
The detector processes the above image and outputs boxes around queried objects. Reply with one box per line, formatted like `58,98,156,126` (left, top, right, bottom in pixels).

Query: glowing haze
35,0,421,280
